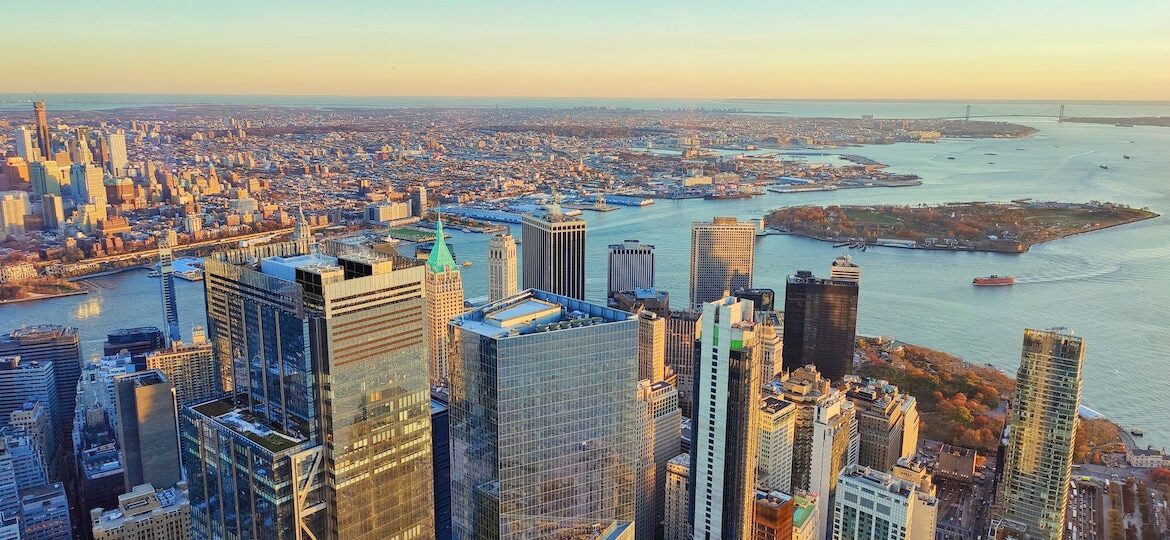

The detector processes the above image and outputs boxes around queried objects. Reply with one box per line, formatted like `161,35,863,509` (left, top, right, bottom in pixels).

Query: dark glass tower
521,204,587,300
782,270,859,382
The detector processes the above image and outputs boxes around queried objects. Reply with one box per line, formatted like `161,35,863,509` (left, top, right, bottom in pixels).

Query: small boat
462,261,473,267
1123,155,1130,159
946,157,956,160
973,275,1015,286
1099,165,1109,170
1130,429,1143,437
833,241,852,248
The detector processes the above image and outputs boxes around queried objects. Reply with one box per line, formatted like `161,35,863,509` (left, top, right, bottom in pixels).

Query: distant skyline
3,1,1168,100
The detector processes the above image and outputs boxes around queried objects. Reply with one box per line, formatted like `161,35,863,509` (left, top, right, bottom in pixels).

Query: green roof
426,219,458,273
792,495,816,527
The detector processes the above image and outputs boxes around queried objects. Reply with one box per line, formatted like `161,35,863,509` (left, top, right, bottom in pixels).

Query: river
2,101,1168,449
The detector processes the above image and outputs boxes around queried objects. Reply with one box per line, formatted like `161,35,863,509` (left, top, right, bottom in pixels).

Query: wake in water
1014,263,1120,284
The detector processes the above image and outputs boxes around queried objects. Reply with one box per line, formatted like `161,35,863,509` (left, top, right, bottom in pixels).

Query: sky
3,0,1168,100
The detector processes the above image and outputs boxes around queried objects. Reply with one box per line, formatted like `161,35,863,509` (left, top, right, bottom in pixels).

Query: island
765,201,1159,252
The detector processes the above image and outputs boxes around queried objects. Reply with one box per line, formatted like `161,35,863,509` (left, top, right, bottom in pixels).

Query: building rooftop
191,397,306,454
792,493,817,528
761,396,794,415
3,325,78,342
453,289,634,339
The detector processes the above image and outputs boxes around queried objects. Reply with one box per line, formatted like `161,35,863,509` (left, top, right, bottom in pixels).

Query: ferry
972,275,1015,286
1099,165,1109,170
462,261,473,267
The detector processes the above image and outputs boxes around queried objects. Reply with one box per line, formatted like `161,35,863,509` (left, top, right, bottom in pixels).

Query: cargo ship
972,275,1015,286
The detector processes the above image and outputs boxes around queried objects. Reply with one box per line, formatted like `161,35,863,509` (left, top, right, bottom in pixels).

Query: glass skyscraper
184,239,435,540
782,270,860,382
449,289,640,539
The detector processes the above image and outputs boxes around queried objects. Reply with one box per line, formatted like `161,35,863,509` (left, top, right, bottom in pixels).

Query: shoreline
0,289,89,305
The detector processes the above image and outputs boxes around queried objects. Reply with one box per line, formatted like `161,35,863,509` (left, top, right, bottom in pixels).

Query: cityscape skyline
2,1,1168,100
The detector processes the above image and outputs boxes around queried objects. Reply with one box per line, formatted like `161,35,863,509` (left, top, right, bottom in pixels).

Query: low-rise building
90,482,192,540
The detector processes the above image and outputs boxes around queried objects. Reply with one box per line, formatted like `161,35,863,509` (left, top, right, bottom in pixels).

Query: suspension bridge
931,104,1081,121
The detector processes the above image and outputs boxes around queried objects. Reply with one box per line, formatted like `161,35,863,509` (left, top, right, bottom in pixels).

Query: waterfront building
665,310,701,418
104,129,128,175
19,482,71,540
809,386,858,540
842,377,920,472
689,296,761,540
751,490,794,540
612,288,671,318
103,327,164,367
608,240,656,301
636,380,682,540
449,289,640,538
28,161,61,199
757,396,796,493
188,239,435,539
33,101,50,162
832,464,938,540
114,370,181,492
487,233,518,302
993,328,1085,539
158,241,181,344
144,335,217,408
7,401,55,477
90,482,191,540
829,255,860,284
425,219,465,385
664,453,691,540
782,270,859,382
431,394,451,540
521,204,587,300
689,217,756,308
0,325,81,439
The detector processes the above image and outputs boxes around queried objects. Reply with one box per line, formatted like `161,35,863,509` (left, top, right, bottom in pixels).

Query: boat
1099,165,1109,169
462,261,473,267
973,275,1015,286
1123,155,1131,159
704,192,753,200
1131,429,1144,437
833,241,852,248
946,157,956,160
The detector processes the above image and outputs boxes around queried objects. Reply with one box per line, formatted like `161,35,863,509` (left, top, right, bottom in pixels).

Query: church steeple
426,217,458,273
292,205,311,243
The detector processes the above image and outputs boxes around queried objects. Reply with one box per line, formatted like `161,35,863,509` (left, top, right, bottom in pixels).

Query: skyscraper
689,296,761,540
993,328,1084,539
158,241,181,344
104,129,128,175
33,101,50,162
40,194,64,231
689,217,756,308
808,387,858,540
664,453,692,540
145,334,217,408
833,464,938,540
28,161,61,198
829,255,860,283
0,192,26,240
187,239,435,539
782,270,860,382
757,396,796,493
70,163,107,209
843,377,920,473
665,310,701,418
449,290,640,538
13,127,37,161
521,204,587,300
113,370,181,493
425,219,465,385
0,325,80,440
487,233,518,302
636,311,667,382
410,185,429,217
636,379,682,540
608,240,655,301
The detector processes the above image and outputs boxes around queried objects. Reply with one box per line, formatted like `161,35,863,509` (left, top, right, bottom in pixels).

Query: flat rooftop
259,253,340,281
192,397,306,454
453,289,633,339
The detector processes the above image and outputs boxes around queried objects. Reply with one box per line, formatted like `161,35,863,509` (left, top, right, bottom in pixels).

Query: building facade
425,220,465,385
636,380,682,540
113,370,181,492
757,396,796,494
751,490,794,540
664,453,691,540
90,482,192,540
520,210,587,300
487,233,518,303
782,271,859,382
608,240,656,300
0,325,81,439
665,310,701,418
145,337,218,407
833,464,938,540
843,377,920,473
688,217,755,308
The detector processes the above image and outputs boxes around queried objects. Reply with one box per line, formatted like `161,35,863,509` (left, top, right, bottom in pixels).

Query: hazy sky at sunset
3,0,1167,100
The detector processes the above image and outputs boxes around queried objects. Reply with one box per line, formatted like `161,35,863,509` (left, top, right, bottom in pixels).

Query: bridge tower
964,105,972,122
1058,104,1065,123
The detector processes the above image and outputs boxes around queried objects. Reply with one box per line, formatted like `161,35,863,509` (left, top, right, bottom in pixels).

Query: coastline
0,289,89,305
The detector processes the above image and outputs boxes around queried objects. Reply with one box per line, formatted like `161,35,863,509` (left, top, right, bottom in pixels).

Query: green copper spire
426,217,458,273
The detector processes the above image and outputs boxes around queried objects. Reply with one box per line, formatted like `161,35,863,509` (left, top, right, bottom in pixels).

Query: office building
425,219,464,385
364,201,411,223
780,365,833,492
636,311,668,383
8,401,55,478
0,192,27,239
145,336,217,407
689,296,761,540
70,126,94,165
104,327,165,368
636,380,682,540
487,233,518,302
410,185,428,216
28,161,61,199
114,371,181,492
0,515,16,540
757,315,783,382
689,217,755,308
666,310,701,418
993,328,1084,539
41,193,64,230
75,354,136,516
829,255,860,283
187,239,435,539
158,241,181,344
449,290,640,538
664,453,691,540
521,205,587,300
0,325,81,438
751,490,794,540
0,430,48,517
0,359,58,445
782,271,859,382
843,377,920,473
33,101,50,162
13,126,37,161
431,395,451,540
91,482,191,540
833,464,938,540
608,240,655,300
809,387,859,540
19,482,71,540
612,288,671,318
757,396,796,493
733,288,775,313
791,493,818,540
105,129,128,175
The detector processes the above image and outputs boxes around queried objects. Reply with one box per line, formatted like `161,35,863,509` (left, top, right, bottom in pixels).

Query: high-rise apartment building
33,101,50,162
608,240,655,301
521,207,587,300
809,387,859,540
90,482,192,540
186,240,435,540
757,396,796,493
993,328,1084,539
751,490,794,540
843,377,920,473
41,193,64,230
158,241,181,344
636,380,682,540
487,233,518,302
833,464,938,540
425,219,464,385
666,310,701,418
13,127,37,161
449,290,640,538
782,271,859,382
114,370,181,492
0,192,27,239
636,311,667,382
689,217,755,308
0,325,80,439
689,296,761,540
145,336,217,408
664,453,691,540
28,161,61,199
829,255,860,283
104,129,128,175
